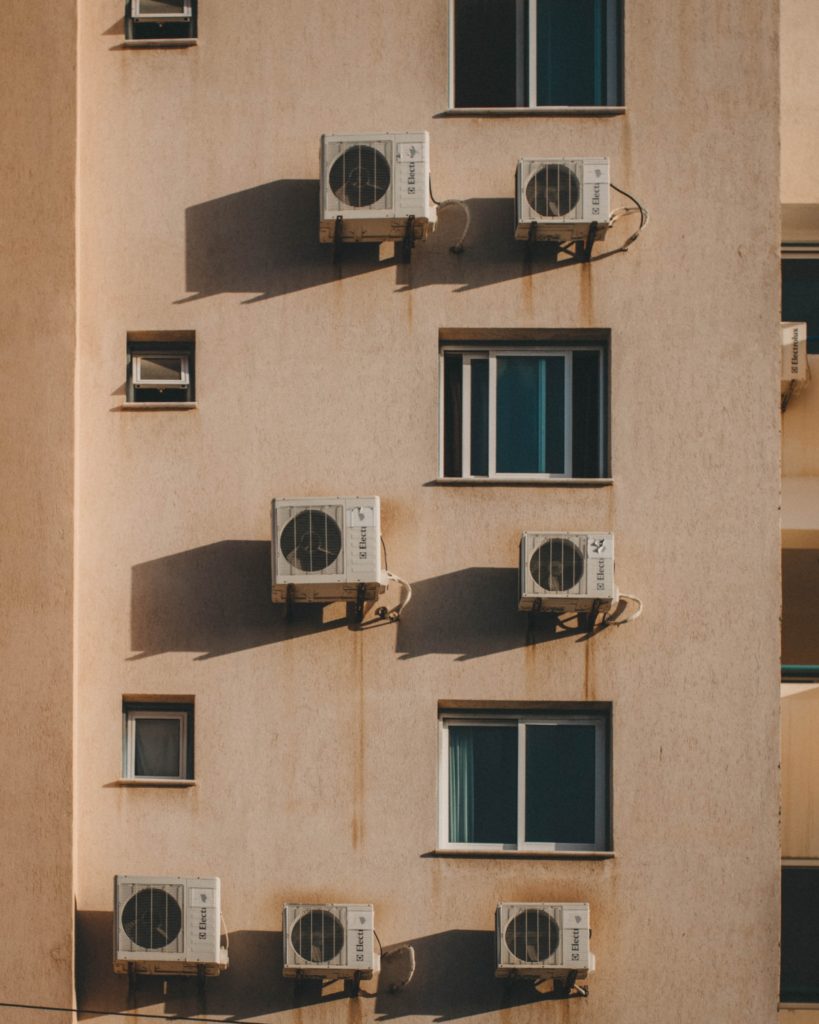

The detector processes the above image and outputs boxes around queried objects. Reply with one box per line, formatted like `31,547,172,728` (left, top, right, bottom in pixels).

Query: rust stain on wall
578,263,594,327
352,631,365,849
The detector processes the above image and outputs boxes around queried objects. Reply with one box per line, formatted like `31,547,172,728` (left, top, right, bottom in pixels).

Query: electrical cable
0,1002,214,1022
384,571,412,621
603,593,643,626
429,178,470,253
588,182,648,262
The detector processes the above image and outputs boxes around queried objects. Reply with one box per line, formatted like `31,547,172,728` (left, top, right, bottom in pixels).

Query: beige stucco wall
70,1,781,1022
782,0,819,207
0,2,76,1021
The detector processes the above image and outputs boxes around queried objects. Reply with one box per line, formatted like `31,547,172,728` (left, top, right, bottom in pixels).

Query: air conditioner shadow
374,930,565,1021
129,540,349,660
180,184,577,303
394,568,584,661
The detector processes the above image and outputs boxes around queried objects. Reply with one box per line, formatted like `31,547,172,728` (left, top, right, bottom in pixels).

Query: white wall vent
516,158,610,242
113,875,227,976
782,321,808,385
271,496,386,603
496,903,594,980
519,532,616,612
283,903,379,979
131,0,192,20
320,133,436,243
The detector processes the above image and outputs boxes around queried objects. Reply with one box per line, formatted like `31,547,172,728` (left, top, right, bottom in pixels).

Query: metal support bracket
333,215,344,264
527,220,538,262
402,215,416,262
286,583,295,623
353,583,367,624
583,221,599,261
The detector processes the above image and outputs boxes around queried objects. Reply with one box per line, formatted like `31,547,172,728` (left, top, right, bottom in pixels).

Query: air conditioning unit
782,321,808,386
131,0,192,20
516,158,610,242
113,875,227,976
496,903,595,980
519,532,616,613
320,133,436,243
271,497,386,603
283,903,379,979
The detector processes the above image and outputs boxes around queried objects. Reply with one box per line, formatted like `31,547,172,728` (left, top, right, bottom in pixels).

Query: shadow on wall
130,540,347,660
783,548,819,663
76,917,561,1021
394,568,586,661
180,181,573,303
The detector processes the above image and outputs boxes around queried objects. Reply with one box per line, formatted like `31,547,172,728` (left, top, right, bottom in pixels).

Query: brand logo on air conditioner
358,528,368,559
199,907,209,941
570,929,581,962
595,559,607,591
355,929,365,962
591,181,601,218
791,330,801,375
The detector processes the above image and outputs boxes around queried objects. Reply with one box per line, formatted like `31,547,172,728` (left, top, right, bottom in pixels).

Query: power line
0,1001,230,1023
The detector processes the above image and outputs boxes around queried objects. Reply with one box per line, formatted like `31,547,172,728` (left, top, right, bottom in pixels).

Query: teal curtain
449,727,475,842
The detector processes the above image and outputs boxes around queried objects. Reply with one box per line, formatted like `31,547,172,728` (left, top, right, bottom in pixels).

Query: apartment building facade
0,2,781,1023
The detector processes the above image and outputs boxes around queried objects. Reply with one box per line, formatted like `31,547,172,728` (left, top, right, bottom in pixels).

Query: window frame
131,0,193,20
122,702,193,781
780,860,819,1008
438,711,610,853
448,0,624,112
438,341,608,481
126,333,196,405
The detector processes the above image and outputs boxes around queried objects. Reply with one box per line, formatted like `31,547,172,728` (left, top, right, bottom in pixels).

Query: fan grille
530,538,585,592
505,909,560,963
329,145,391,208
292,909,345,964
280,509,343,573
122,887,183,951
526,164,581,217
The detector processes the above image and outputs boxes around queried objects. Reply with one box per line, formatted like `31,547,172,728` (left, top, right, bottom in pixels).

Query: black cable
380,535,389,571
0,1001,215,1022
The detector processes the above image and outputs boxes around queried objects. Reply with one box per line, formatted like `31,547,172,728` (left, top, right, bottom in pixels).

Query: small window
439,710,610,852
782,864,819,1005
126,334,195,404
451,0,623,109
126,0,197,43
440,335,608,480
123,701,194,781
782,258,819,354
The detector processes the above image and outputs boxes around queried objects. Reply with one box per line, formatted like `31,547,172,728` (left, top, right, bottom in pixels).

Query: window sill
427,849,614,860
438,106,625,118
120,402,197,410
123,38,198,48
779,1004,819,1010
116,778,196,788
431,477,613,487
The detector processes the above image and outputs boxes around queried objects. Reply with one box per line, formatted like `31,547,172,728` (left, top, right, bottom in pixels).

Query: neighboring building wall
0,2,76,1022
73,2,779,1023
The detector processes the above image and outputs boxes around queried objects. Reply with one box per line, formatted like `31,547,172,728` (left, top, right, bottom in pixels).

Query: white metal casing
271,496,386,603
519,532,617,612
113,875,227,976
496,903,595,979
320,132,436,243
131,0,193,20
283,903,379,979
782,321,808,384
515,158,610,242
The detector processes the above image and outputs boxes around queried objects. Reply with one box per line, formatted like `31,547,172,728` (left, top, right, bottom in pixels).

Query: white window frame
132,352,191,390
448,0,623,111
131,0,193,21
438,344,606,480
438,713,608,852
123,709,189,780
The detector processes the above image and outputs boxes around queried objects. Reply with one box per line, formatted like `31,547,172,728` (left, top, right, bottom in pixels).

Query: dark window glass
454,0,621,108
525,724,597,844
454,0,522,107
782,260,819,354
134,718,182,778
470,359,489,476
443,354,463,477
781,867,819,1003
497,356,564,474
449,725,518,844
572,349,602,477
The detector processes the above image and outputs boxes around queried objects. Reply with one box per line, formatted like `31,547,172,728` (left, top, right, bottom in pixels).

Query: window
126,0,197,44
439,710,610,851
782,864,819,1005
440,334,609,480
782,258,819,354
123,701,194,781
451,0,623,109
126,333,195,404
